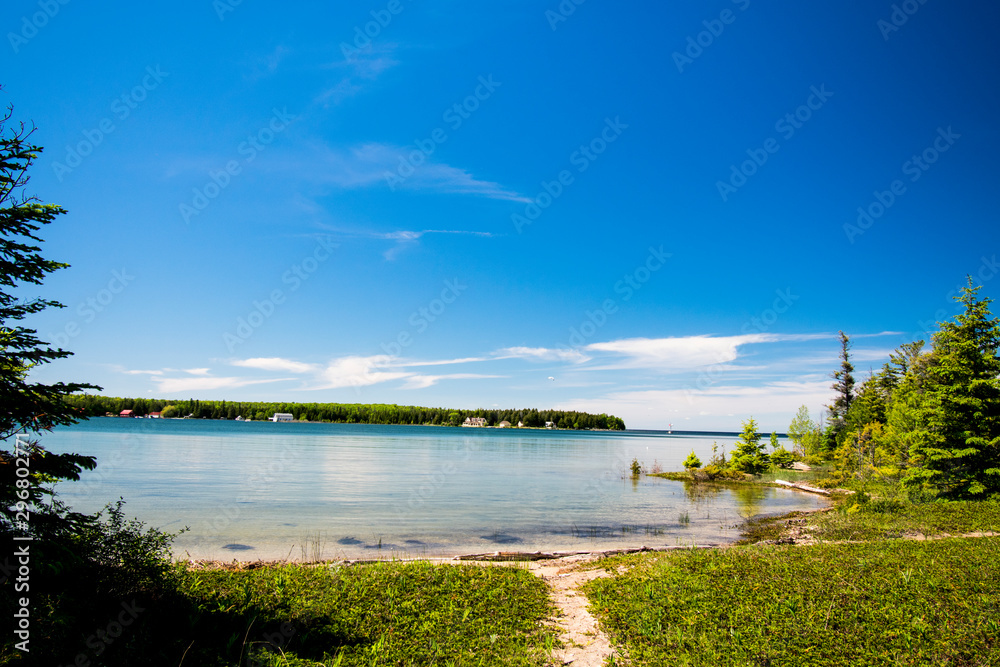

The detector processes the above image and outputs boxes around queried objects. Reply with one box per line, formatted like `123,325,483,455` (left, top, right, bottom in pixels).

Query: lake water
35,418,825,561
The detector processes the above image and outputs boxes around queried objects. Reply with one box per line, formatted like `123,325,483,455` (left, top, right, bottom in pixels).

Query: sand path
529,553,618,666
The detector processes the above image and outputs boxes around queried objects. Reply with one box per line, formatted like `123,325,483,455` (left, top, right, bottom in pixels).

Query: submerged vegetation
63,395,627,430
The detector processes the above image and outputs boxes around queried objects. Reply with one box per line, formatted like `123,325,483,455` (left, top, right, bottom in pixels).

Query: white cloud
232,357,318,374
315,355,413,389
584,334,776,370
558,380,832,431
153,376,291,393
398,356,492,368
291,142,530,202
399,373,502,389
183,368,212,376
494,346,591,363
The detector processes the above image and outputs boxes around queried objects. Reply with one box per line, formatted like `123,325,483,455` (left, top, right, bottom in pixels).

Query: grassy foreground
181,561,556,667
583,493,1000,667
6,560,556,667
585,537,1000,666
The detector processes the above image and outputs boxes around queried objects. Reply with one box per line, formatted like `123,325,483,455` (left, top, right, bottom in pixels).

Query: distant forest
63,395,628,430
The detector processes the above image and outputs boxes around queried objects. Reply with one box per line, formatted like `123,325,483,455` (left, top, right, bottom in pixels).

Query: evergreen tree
683,450,702,469
0,101,101,537
730,417,769,475
826,331,855,444
903,279,1000,498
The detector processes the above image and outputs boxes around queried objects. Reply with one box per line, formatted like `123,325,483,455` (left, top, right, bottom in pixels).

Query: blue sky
6,0,999,430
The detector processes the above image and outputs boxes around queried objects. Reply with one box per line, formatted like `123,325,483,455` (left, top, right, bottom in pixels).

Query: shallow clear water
35,418,824,560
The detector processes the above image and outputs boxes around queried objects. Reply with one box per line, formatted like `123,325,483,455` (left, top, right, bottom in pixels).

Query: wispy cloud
231,357,318,374
245,45,290,82
315,43,400,106
153,376,291,393
376,229,496,260
289,142,530,203
397,356,493,368
558,380,833,430
400,373,503,389
582,334,777,370
494,346,591,364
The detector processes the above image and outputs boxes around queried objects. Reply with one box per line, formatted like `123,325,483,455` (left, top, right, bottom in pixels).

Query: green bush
73,499,184,597
682,451,702,469
769,446,795,469
701,465,749,481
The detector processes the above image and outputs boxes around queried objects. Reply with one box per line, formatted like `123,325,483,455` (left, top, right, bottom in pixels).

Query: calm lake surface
38,418,825,560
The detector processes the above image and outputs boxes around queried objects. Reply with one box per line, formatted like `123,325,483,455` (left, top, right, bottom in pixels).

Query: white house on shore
497,420,511,428
271,413,294,422
462,417,487,427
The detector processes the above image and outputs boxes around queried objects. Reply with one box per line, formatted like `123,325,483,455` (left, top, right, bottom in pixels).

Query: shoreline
176,504,836,567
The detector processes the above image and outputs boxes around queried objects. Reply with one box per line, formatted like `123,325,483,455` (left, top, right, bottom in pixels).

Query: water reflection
38,419,825,559
731,485,768,518
681,480,725,503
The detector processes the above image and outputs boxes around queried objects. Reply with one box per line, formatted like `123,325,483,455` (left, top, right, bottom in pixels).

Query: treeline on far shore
63,395,628,430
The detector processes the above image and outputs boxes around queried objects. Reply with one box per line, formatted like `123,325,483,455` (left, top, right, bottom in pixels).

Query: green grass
805,499,1000,542
584,537,1000,666
3,560,557,666
178,561,557,666
649,464,832,487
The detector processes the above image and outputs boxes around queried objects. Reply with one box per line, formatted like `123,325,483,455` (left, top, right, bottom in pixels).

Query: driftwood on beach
774,479,835,495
